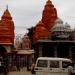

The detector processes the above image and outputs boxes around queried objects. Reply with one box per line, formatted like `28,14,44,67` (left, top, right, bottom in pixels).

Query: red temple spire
2,5,12,20
0,7,14,45
42,0,57,31
33,0,58,42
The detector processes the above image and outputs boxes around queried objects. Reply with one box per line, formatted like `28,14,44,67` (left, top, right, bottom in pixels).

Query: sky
0,0,75,36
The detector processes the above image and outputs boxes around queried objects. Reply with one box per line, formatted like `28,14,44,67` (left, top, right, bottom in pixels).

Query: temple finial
6,5,8,10
46,0,52,4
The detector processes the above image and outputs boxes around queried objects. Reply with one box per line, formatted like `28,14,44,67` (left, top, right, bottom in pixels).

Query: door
49,60,61,75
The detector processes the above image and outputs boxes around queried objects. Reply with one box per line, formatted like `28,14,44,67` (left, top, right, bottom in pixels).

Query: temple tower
0,7,14,52
32,0,58,43
42,0,57,31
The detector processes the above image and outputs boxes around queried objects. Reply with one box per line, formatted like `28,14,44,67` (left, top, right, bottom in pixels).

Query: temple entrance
42,45,54,57
57,44,69,58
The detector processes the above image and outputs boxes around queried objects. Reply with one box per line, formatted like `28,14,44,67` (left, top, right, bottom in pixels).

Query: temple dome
51,18,65,32
55,18,63,24
51,18,72,39
51,18,71,32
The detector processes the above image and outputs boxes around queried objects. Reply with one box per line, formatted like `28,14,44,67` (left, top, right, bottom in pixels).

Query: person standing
67,63,73,75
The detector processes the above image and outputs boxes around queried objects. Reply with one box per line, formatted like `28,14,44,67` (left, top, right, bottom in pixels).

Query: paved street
8,68,32,75
8,71,31,75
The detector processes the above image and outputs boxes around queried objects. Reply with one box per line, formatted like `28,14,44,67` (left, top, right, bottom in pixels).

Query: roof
0,43,13,45
17,50,34,55
37,39,75,43
37,57,71,62
56,34,69,38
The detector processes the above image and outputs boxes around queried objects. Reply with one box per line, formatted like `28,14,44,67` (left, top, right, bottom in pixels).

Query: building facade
28,0,75,63
15,34,34,70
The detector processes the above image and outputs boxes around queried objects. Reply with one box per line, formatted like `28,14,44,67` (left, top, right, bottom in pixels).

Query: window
62,61,70,68
37,60,48,67
50,61,59,68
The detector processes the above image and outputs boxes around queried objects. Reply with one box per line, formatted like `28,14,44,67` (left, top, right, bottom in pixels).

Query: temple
28,0,75,63
0,8,34,70
0,7,14,53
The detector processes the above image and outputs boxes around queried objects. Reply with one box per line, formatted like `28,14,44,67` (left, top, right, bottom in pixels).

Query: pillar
39,45,43,57
27,55,30,71
54,46,57,57
69,47,72,59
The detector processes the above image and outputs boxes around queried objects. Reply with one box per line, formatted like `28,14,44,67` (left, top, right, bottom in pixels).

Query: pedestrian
67,63,73,75
31,63,35,74
0,58,2,73
0,60,2,66
16,63,20,71
3,64,8,75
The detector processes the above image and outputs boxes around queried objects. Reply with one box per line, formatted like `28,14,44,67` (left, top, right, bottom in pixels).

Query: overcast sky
0,0,75,35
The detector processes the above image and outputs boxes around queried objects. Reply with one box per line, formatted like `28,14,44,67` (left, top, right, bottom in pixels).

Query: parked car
34,57,72,75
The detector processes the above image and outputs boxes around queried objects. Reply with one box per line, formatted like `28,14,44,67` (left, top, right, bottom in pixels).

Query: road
8,68,32,75
8,71,31,75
